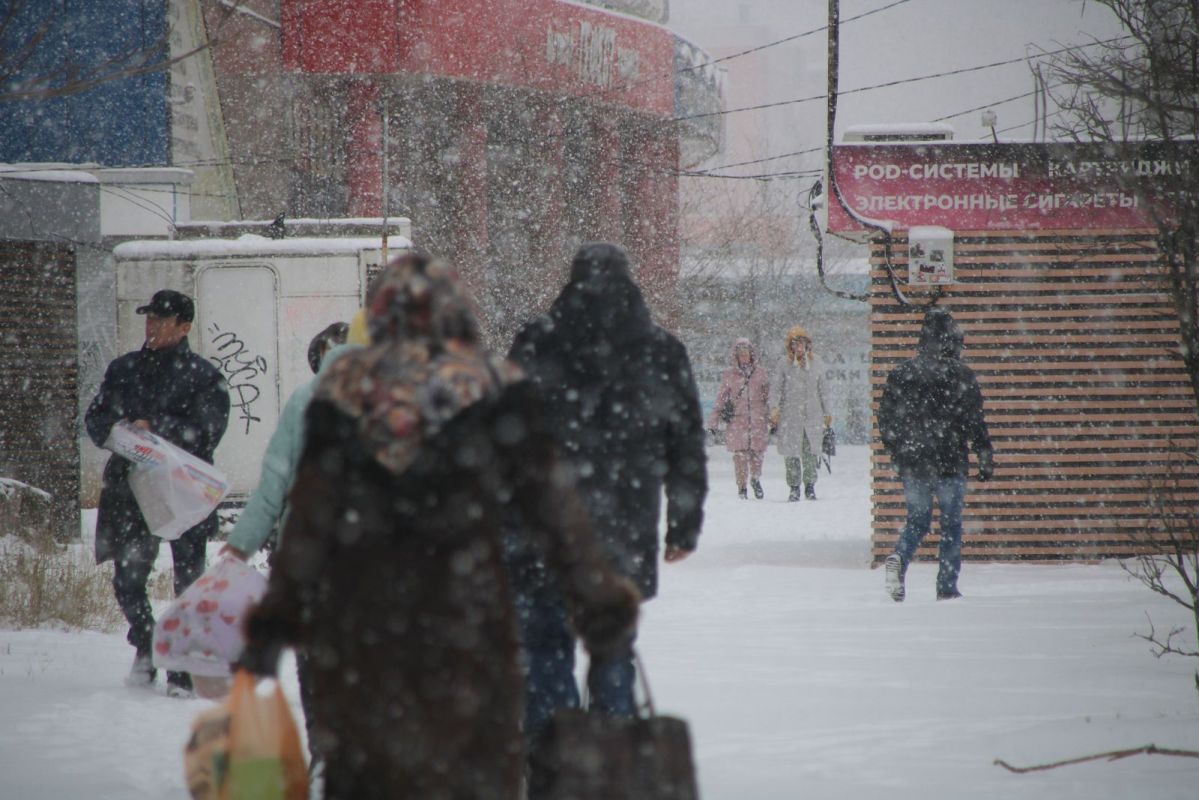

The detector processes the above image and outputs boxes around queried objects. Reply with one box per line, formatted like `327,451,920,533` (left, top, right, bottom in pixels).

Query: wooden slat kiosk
828,141,1199,563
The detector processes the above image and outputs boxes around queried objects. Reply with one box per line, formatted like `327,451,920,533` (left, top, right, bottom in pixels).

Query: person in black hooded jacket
877,307,993,602
507,243,707,769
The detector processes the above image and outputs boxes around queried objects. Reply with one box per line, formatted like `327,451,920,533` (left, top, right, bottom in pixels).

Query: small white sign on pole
907,226,955,286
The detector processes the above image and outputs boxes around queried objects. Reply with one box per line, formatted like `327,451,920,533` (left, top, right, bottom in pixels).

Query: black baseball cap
136,290,195,322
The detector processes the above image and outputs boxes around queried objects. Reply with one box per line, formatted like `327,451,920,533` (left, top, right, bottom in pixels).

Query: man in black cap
85,289,230,696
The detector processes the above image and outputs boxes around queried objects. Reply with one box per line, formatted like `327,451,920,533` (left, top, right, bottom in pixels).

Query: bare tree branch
995,744,1199,774
0,0,245,103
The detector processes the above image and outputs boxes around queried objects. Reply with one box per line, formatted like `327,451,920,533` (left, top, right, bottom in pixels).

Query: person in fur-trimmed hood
770,325,828,502
239,254,639,800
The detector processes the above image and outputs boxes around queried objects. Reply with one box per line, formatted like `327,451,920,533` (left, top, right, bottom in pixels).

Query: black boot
738,486,748,500
804,483,816,500
788,486,802,502
166,671,194,699
125,649,156,688
751,479,764,499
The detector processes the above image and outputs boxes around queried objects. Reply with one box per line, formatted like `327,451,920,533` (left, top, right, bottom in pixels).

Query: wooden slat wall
0,241,80,539
870,230,1199,562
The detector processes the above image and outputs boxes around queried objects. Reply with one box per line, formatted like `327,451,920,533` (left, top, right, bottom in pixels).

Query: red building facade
190,0,721,341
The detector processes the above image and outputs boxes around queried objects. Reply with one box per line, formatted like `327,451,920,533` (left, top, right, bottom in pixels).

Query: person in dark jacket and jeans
85,289,229,695
877,308,993,602
508,243,707,777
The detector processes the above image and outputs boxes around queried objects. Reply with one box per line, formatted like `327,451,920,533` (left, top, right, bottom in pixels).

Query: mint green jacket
225,344,357,554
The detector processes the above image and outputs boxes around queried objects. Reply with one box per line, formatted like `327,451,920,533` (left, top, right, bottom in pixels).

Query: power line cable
678,0,916,75
670,35,1133,123
690,82,1070,178
576,0,918,105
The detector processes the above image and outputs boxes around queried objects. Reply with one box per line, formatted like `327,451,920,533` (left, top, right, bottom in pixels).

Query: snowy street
1,445,1195,799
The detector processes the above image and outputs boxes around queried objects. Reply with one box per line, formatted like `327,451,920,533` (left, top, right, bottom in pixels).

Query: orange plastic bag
183,670,307,800
183,703,230,800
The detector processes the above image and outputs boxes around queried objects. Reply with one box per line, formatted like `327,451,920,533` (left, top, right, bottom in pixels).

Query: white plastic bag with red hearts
153,557,268,678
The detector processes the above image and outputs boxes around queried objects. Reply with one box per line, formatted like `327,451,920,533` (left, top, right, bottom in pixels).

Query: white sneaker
884,554,905,603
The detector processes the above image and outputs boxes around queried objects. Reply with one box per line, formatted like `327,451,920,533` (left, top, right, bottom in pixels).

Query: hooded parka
509,243,707,598
878,309,993,478
772,325,826,459
708,339,771,454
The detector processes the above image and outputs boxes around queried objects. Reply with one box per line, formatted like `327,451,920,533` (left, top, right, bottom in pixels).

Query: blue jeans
895,473,967,595
515,584,637,739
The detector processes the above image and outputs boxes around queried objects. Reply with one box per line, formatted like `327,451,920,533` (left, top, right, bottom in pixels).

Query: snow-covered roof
91,168,194,185
842,123,956,143
185,217,405,229
0,477,52,500
0,166,99,184
114,233,413,260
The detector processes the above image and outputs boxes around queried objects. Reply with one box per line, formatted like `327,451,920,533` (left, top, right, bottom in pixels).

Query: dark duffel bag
530,658,699,800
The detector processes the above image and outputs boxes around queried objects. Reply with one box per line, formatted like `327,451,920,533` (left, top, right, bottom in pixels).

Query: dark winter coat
878,310,993,479
508,244,707,599
241,381,638,800
84,339,230,563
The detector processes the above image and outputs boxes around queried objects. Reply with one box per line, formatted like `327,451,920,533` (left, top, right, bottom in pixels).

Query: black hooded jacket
85,338,229,562
878,309,992,479
508,244,707,598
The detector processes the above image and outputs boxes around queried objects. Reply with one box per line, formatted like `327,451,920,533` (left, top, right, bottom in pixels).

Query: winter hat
307,321,350,373
136,289,195,323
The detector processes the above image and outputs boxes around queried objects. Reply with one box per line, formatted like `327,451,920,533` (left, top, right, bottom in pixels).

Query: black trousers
111,518,212,657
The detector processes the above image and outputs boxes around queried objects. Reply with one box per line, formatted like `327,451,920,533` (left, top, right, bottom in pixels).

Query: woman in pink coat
707,338,771,499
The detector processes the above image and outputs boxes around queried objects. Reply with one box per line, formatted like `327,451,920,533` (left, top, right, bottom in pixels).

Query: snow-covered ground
1,445,1196,798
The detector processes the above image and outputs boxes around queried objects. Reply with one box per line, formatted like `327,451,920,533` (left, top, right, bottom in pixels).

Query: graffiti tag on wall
207,323,269,435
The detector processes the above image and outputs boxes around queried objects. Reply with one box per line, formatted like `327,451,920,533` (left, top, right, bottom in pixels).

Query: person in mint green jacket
220,320,355,779
223,324,354,559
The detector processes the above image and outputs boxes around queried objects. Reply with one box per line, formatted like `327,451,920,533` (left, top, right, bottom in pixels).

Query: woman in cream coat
771,325,828,501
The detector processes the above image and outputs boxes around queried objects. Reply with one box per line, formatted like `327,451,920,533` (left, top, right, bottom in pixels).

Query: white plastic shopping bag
103,421,230,540
154,557,268,681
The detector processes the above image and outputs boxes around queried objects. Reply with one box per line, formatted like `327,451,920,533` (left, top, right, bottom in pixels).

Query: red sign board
828,142,1196,233
282,0,674,117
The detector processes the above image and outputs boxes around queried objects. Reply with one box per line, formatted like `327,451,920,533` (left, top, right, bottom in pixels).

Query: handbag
532,655,699,800
822,426,837,458
719,377,750,425
821,426,837,473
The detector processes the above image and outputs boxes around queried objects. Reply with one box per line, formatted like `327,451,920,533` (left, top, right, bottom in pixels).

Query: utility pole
827,0,839,159
381,96,389,266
